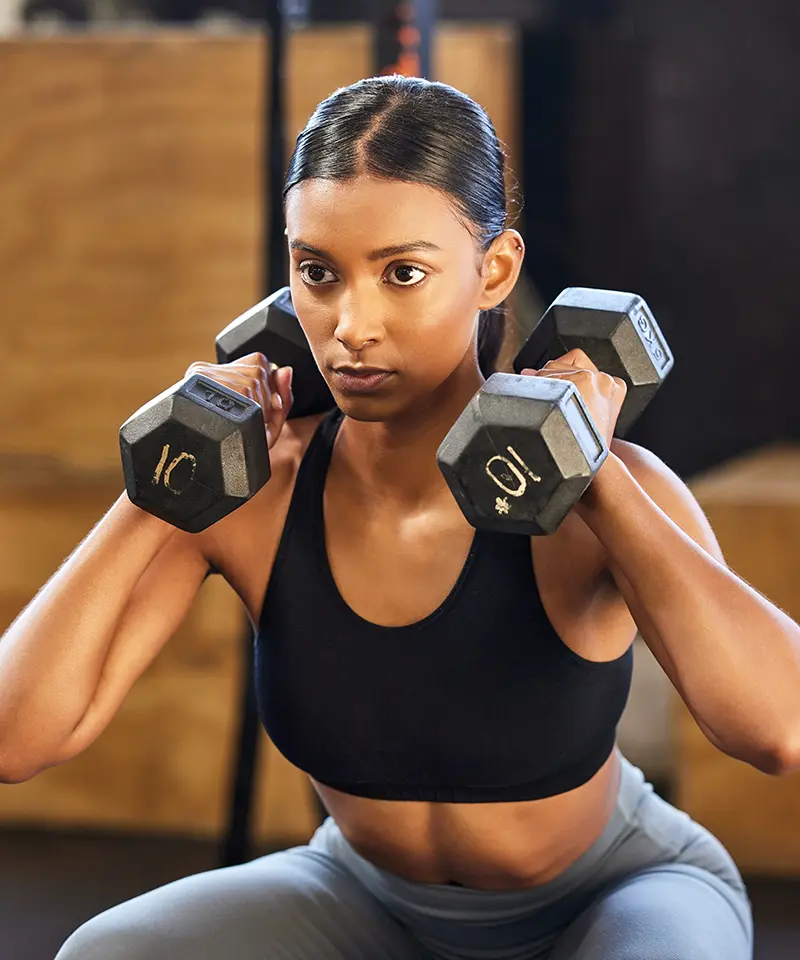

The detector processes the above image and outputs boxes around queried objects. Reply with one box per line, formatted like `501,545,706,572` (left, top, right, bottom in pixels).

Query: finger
250,369,269,415
226,351,269,369
536,367,597,380
199,372,251,398
251,363,274,411
556,349,599,371
590,372,628,394
539,358,596,375
264,363,281,416
265,367,294,449
276,365,294,415
520,365,588,377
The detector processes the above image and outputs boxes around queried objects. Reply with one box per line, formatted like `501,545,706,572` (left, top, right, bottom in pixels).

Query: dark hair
283,75,510,377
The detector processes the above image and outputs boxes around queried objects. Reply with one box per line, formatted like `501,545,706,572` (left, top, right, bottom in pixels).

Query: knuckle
235,351,268,369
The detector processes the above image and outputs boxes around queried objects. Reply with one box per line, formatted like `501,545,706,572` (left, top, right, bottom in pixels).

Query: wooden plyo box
0,25,521,847
679,445,800,876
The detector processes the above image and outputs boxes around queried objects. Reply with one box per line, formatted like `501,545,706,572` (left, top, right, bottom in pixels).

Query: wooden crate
0,26,520,846
678,444,800,876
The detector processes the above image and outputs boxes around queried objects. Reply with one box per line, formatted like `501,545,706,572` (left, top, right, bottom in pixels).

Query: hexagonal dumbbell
437,288,673,536
513,287,673,437
119,374,272,533
437,374,609,535
214,286,333,419
120,287,334,533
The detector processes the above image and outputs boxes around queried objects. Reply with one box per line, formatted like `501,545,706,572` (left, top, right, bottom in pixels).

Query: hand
184,352,294,449
519,349,627,448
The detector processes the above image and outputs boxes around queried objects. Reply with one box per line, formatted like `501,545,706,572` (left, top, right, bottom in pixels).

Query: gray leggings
55,755,753,960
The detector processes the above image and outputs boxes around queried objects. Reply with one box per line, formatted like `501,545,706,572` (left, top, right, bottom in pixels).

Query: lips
332,366,395,394
333,366,393,375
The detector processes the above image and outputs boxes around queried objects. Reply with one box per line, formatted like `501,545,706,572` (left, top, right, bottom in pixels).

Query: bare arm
575,442,800,776
0,492,209,782
0,358,297,784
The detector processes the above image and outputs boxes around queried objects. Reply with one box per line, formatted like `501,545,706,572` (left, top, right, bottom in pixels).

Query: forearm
0,492,176,780
576,455,800,772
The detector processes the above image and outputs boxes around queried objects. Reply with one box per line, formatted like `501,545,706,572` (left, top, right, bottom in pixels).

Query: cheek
289,277,332,347
408,274,480,357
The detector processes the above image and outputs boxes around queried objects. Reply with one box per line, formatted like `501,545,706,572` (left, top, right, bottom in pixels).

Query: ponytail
477,304,506,377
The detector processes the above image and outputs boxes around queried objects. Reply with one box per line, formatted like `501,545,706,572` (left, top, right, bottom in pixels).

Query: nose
334,288,385,353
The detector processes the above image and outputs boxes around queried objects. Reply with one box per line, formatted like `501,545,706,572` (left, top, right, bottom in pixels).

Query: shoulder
610,438,725,563
272,412,330,473
196,412,329,575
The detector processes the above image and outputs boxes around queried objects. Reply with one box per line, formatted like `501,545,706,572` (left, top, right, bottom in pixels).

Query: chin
334,397,394,422
334,388,430,423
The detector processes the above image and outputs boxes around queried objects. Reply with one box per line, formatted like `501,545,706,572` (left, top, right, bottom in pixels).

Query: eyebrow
289,239,442,261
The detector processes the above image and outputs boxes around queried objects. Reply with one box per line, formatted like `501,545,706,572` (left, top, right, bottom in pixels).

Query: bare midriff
311,748,621,890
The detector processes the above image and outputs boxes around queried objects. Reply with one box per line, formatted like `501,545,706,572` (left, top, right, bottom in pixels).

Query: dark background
521,0,799,477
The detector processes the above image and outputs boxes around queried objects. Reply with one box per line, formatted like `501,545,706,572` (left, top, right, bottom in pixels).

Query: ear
477,229,525,310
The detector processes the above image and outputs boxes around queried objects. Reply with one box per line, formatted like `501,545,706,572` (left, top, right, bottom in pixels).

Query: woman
4,76,798,959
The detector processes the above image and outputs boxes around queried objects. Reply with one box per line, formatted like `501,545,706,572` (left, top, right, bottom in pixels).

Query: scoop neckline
316,412,481,633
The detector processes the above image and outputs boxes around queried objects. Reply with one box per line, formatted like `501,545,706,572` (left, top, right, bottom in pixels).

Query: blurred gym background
0,1,798,958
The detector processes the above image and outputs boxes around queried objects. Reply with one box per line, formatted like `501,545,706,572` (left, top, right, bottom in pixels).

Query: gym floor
1,826,798,960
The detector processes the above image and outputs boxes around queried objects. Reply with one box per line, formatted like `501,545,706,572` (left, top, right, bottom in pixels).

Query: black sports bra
253,409,633,802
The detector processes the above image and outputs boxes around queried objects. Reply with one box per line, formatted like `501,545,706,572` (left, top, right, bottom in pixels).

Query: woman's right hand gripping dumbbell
119,354,295,533
184,353,295,450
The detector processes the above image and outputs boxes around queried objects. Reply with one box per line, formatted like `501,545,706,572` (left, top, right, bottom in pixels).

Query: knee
56,913,172,960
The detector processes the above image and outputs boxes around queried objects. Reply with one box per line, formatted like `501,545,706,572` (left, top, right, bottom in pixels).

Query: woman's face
284,174,507,421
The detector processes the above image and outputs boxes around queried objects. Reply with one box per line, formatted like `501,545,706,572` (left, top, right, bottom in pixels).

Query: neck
333,361,485,511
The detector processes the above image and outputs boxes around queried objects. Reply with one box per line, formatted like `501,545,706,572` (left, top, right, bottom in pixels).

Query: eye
298,262,337,285
385,264,427,287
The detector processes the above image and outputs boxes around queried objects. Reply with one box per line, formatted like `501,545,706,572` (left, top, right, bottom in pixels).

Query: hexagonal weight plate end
437,374,607,535
214,286,334,419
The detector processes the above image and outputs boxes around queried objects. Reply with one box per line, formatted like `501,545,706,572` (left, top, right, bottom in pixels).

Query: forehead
284,176,471,247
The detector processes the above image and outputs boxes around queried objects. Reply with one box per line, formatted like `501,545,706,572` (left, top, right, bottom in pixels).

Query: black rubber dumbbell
214,287,332,418
119,287,333,533
437,288,673,536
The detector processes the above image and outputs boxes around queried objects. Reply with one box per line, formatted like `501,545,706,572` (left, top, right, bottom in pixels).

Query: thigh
548,864,753,960
55,844,429,960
